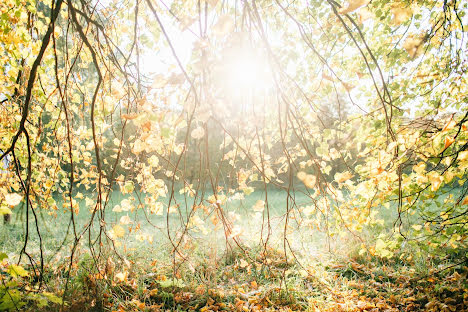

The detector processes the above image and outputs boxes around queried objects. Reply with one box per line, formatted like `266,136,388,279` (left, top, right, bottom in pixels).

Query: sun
215,44,274,114
225,48,272,92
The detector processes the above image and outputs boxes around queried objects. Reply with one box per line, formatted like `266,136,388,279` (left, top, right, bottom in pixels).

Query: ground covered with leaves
2,246,466,312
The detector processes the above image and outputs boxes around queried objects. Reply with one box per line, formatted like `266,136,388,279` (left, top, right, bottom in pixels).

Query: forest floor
4,246,465,312
0,190,467,311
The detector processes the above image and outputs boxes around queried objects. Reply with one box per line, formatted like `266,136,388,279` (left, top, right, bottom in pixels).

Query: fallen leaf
240,259,249,268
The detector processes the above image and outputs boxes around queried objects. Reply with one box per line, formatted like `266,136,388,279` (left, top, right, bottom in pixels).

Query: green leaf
158,278,185,288
43,292,63,305
124,181,134,193
8,264,29,278
0,252,7,261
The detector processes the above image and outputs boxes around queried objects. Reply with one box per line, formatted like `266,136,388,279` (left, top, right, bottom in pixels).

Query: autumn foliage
0,0,467,311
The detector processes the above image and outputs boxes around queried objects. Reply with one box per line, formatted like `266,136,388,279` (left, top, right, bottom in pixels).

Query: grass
0,188,466,311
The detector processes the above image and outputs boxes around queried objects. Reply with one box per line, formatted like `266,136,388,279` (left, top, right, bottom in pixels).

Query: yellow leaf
0,207,12,215
428,173,442,192
403,36,423,58
458,151,468,161
239,259,249,268
391,6,412,25
303,174,317,188
339,0,370,14
120,215,132,225
413,162,426,174
114,271,128,283
149,202,164,215
358,7,373,23
297,171,307,181
148,155,159,167
442,119,456,132
412,224,422,231
8,264,29,278
121,113,138,120
113,225,125,238
335,171,353,183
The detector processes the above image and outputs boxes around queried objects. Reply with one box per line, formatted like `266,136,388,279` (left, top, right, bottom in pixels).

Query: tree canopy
0,0,467,310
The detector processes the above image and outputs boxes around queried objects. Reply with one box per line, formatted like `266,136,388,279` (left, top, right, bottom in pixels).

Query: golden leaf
121,114,138,120
120,215,132,225
444,136,455,149
462,196,468,205
412,224,422,231
0,207,12,215
303,174,317,188
458,151,468,161
428,173,442,192
114,271,128,283
442,119,456,132
339,0,371,14
335,171,353,183
112,224,125,238
239,259,249,268
297,171,307,181
391,6,413,25
403,36,423,58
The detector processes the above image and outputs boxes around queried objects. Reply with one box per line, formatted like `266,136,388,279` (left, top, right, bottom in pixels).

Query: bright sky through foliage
0,0,467,310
